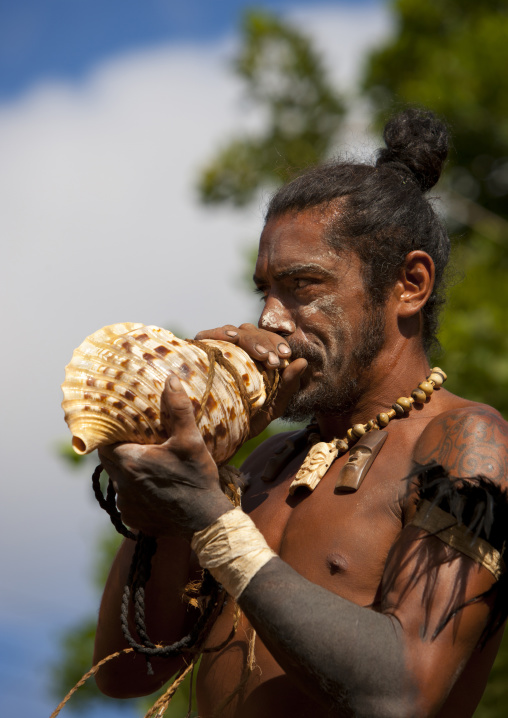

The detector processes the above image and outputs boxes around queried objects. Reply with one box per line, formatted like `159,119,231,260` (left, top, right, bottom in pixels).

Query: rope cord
186,339,280,429
218,464,244,507
91,464,135,540
90,465,242,667
202,601,242,654
49,582,236,717
143,659,197,718
120,563,225,660
187,341,248,422
49,648,134,717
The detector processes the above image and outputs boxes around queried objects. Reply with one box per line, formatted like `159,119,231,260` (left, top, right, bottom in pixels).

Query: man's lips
286,339,324,368
283,342,328,390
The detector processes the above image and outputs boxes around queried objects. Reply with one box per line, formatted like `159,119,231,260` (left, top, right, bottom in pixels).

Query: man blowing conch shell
93,109,508,718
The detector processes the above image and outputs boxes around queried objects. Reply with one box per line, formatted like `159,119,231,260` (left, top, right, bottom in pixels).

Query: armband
411,499,505,580
191,507,277,600
409,463,508,643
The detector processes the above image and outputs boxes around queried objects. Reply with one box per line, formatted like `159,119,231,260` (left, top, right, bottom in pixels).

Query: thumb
270,358,308,419
249,358,308,438
160,374,200,441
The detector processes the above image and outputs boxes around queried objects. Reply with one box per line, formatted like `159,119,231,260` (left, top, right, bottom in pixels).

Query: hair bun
376,108,449,192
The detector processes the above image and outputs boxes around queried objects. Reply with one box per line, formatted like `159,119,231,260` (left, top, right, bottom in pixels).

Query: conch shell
62,323,275,464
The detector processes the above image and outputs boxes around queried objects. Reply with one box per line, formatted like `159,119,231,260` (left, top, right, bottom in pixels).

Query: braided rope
186,339,280,426
186,343,221,424
120,567,226,659
49,647,134,717
143,659,197,718
185,341,252,422
261,366,280,409
91,465,135,540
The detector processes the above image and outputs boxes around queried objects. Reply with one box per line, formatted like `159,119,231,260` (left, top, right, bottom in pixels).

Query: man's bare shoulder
413,399,508,484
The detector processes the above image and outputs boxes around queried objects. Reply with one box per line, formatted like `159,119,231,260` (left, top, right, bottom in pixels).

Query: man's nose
258,297,296,335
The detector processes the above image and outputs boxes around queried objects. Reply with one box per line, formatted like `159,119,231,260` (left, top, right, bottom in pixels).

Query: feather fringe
411,463,508,644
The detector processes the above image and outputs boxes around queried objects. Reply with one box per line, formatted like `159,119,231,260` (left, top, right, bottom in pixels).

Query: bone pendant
289,441,339,494
335,431,387,492
61,323,272,465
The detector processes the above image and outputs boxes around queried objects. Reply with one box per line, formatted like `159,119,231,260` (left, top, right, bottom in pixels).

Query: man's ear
394,251,435,318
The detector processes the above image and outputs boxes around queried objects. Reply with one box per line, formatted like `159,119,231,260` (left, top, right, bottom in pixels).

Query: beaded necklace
261,367,447,494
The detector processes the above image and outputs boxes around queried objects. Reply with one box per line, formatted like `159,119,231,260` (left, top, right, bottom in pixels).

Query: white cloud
291,3,393,90
0,4,391,714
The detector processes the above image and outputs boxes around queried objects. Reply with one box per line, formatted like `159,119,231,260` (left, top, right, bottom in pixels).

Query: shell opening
72,436,88,455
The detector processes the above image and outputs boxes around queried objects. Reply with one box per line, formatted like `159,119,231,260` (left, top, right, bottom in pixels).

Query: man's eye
293,278,312,289
254,287,268,302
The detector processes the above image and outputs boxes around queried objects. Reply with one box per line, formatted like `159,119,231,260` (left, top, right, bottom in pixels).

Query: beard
281,304,386,422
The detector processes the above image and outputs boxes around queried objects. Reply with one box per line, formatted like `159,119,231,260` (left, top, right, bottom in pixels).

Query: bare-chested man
94,109,508,717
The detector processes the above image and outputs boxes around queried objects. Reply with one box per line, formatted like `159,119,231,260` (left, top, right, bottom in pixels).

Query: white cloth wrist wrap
191,507,277,599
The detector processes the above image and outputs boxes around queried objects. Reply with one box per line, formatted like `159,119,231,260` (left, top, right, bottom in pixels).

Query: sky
0,2,392,716
0,0,381,101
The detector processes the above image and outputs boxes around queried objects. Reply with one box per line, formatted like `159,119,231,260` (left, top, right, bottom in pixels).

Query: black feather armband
409,463,508,643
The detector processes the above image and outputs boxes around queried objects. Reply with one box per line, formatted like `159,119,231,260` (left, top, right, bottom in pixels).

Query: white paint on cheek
299,300,321,318
260,307,294,333
300,297,353,340
300,296,343,320
317,295,347,319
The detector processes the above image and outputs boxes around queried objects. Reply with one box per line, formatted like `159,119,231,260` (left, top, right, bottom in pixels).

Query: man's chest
242,432,414,602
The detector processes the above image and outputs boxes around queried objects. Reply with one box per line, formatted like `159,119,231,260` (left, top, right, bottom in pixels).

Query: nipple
326,552,348,575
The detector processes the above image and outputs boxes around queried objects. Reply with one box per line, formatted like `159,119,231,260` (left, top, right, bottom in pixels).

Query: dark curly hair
265,108,450,354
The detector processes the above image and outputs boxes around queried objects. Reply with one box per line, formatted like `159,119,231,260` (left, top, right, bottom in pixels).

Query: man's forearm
238,557,413,718
94,535,196,697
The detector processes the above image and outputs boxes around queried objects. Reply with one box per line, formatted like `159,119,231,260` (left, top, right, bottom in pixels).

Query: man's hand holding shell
99,374,233,541
194,323,308,438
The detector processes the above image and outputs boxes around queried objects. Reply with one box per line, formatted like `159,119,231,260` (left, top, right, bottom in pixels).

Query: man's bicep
391,405,508,707
413,405,508,482
379,523,498,713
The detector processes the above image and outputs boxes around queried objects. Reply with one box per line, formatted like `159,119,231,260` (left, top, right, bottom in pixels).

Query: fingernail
278,344,291,355
255,344,268,354
225,330,238,337
267,352,280,366
169,375,181,391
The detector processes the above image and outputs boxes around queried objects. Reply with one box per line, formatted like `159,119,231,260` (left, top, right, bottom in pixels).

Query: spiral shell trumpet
61,323,277,464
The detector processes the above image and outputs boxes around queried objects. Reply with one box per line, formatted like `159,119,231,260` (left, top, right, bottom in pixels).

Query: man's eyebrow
253,263,335,285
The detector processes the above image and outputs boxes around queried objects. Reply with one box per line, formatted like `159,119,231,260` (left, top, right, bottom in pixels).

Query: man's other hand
195,324,308,437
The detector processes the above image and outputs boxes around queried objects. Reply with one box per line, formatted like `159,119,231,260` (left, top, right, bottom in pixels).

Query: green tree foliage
198,9,345,206
362,0,508,418
436,233,508,418
361,2,508,714
363,0,508,217
362,0,508,414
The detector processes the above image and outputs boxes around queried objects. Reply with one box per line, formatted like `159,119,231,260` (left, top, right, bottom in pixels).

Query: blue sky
0,0,378,100
0,2,390,716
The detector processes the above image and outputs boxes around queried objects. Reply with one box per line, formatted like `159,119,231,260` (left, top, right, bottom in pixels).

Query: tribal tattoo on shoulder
415,407,508,484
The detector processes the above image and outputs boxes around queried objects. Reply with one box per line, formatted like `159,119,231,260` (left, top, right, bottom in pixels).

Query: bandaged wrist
191,507,277,599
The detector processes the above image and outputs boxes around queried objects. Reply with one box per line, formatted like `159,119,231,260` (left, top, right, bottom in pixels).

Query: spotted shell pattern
61,323,268,464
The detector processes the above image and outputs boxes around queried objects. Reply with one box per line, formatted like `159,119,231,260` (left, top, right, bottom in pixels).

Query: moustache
286,338,324,367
